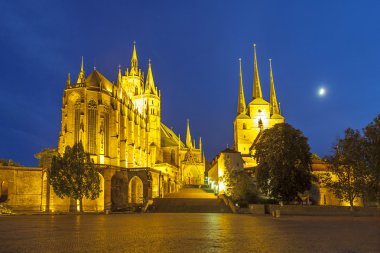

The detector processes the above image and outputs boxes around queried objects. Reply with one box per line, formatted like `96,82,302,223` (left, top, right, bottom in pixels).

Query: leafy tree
35,148,58,168
363,114,380,203
323,128,368,208
49,142,101,212
0,159,23,167
222,159,256,205
253,123,313,203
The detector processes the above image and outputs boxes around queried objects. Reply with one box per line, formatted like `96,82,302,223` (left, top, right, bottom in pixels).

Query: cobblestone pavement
0,214,379,253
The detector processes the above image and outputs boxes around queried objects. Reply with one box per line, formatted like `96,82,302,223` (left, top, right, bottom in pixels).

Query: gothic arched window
74,99,81,143
88,100,97,154
104,106,110,156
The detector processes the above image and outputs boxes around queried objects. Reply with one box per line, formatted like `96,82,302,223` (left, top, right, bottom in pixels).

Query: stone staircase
148,187,232,213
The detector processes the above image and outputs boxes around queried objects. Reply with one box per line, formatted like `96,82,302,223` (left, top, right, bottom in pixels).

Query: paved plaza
0,213,379,252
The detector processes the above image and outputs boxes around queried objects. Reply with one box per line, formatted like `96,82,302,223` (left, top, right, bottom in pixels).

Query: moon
318,87,326,97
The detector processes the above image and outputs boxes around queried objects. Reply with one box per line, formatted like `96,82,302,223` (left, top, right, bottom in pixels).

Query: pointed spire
76,56,85,84
237,58,246,115
66,73,71,88
117,64,122,86
186,119,193,148
252,44,263,99
199,136,202,152
145,59,157,95
269,59,280,115
130,41,138,75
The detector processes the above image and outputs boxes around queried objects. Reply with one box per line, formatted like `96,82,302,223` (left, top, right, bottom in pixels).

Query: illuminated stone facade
53,43,205,210
233,45,284,168
208,148,244,194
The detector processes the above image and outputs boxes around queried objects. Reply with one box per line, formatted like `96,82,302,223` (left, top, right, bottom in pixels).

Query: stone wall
0,166,45,211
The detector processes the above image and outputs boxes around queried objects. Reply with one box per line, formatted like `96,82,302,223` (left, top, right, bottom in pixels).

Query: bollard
275,209,281,218
105,210,109,215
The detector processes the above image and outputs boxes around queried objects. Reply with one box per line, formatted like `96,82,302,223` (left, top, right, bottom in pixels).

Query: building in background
233,45,284,169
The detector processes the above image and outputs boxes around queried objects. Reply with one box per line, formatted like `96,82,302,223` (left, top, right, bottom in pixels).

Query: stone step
148,198,232,213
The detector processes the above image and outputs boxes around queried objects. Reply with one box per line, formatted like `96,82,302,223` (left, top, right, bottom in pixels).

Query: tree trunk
349,198,354,211
79,198,83,213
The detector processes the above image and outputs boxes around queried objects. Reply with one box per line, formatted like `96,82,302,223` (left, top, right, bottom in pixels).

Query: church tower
120,43,161,164
234,44,284,168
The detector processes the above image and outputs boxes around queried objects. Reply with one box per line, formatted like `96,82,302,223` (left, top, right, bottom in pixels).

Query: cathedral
56,43,205,209
233,45,284,168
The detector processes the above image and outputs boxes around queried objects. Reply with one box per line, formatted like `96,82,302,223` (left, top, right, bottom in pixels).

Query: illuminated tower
233,44,284,168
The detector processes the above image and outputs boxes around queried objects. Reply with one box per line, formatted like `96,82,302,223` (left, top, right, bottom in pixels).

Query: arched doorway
128,176,143,204
0,181,9,202
111,172,129,211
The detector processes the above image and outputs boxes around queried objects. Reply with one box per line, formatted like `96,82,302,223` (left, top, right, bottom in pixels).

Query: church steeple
66,73,71,88
145,59,157,95
269,59,280,115
237,58,246,115
76,56,85,84
252,44,263,99
130,41,138,75
186,119,193,148
117,64,122,86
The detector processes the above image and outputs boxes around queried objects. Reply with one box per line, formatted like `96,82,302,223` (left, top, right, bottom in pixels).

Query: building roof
236,113,250,119
160,123,186,148
249,97,269,105
85,70,114,93
311,158,330,172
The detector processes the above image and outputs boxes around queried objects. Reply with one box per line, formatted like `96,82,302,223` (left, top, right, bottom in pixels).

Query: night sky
1,0,379,166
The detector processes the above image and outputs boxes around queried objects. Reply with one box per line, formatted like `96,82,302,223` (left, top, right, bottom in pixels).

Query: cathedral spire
117,64,122,86
66,73,71,88
252,44,263,99
145,59,157,95
76,56,85,84
130,41,138,75
269,59,280,115
237,58,246,115
186,119,193,148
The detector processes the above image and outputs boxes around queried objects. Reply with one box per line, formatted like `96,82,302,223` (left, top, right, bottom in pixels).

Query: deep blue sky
1,0,379,166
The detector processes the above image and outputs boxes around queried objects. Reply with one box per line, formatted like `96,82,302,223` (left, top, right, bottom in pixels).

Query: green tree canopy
363,114,380,202
0,159,23,167
49,142,101,212
323,128,368,207
253,123,313,202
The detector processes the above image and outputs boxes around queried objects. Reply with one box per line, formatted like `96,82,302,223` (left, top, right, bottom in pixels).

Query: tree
222,163,256,205
363,114,380,204
0,159,23,167
49,142,101,212
253,123,313,203
323,128,368,208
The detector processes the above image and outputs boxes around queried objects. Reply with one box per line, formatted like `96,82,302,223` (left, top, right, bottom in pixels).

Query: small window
243,123,246,130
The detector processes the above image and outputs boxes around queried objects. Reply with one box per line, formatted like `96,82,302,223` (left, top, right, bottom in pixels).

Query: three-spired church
233,45,284,168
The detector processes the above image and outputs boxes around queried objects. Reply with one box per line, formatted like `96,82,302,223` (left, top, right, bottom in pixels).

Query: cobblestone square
0,214,379,252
